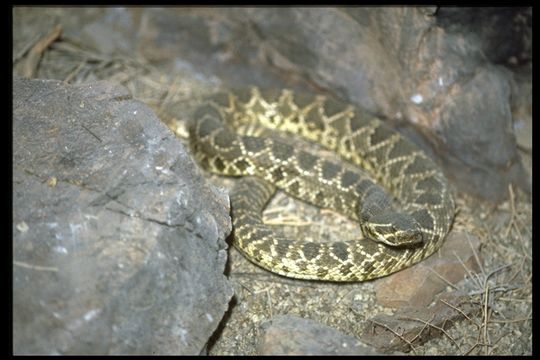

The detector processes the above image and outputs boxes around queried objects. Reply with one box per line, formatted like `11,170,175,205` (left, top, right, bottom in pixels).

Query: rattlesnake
189,87,455,281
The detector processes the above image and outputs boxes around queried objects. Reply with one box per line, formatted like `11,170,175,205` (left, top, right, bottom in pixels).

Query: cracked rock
13,77,233,355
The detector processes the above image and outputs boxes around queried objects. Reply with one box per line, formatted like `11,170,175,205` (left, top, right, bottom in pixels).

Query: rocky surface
13,78,233,354
138,7,529,203
258,315,381,355
360,291,480,353
374,231,482,308
13,7,531,203
510,70,532,188
435,7,531,65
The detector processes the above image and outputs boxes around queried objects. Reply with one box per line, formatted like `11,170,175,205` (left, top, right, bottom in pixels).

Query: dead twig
368,319,418,354
23,24,63,78
63,59,87,84
402,314,462,353
427,268,459,290
439,298,481,329
463,341,492,355
504,184,516,237
14,260,58,272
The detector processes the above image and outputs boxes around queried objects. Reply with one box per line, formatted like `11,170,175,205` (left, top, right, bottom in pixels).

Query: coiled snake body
189,88,455,281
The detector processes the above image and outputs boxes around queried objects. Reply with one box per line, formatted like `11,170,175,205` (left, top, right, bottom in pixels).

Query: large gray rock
238,8,528,202
13,78,233,354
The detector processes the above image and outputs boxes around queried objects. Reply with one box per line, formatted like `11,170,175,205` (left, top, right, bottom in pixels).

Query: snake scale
189,87,455,281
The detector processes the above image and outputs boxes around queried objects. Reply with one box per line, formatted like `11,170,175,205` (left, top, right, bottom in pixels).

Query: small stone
258,315,381,355
16,221,29,233
47,177,57,187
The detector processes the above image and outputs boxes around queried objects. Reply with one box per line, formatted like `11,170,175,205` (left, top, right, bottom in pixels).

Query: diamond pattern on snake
189,87,455,281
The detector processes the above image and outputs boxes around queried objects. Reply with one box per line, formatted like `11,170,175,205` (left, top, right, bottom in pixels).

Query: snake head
361,212,423,248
